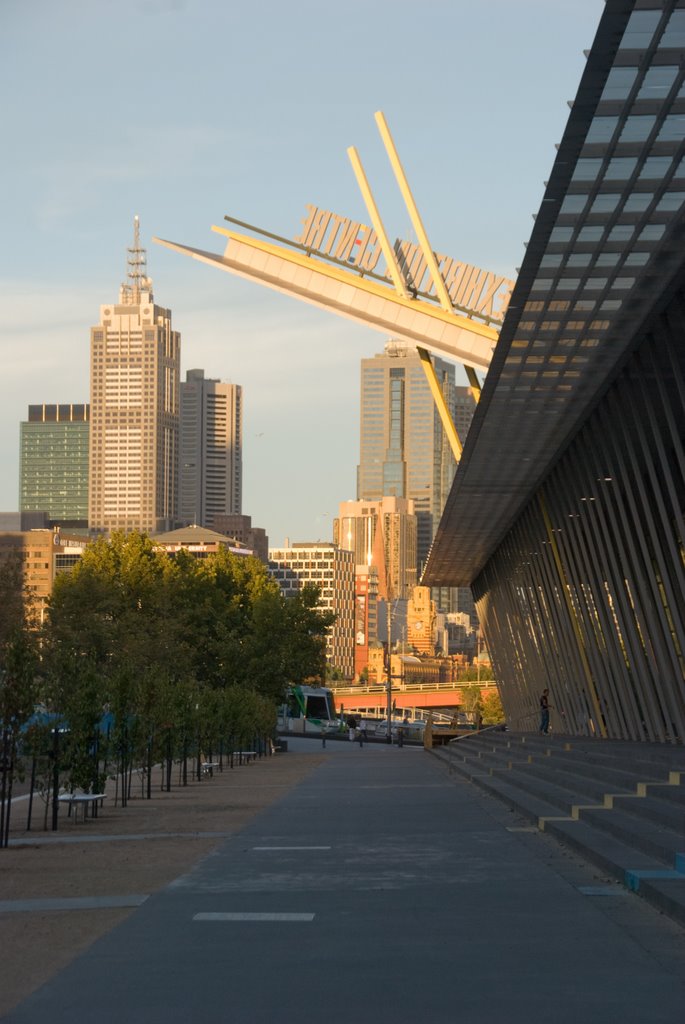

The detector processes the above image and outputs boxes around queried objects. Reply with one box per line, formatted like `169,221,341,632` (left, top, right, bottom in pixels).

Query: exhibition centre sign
295,204,513,324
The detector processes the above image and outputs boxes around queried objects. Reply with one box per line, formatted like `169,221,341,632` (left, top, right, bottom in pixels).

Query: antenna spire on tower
122,214,152,303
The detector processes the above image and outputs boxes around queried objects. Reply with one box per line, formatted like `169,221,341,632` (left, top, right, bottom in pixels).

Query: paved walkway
5,739,685,1023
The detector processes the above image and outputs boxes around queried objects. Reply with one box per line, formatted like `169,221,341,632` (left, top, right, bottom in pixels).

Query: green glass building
19,404,89,530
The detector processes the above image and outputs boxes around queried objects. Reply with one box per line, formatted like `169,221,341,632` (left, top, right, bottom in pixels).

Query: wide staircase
428,730,685,927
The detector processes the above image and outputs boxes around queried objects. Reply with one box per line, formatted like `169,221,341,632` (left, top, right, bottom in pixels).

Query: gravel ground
0,752,324,1017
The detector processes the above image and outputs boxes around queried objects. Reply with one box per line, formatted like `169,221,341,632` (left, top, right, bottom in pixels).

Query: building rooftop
152,524,246,548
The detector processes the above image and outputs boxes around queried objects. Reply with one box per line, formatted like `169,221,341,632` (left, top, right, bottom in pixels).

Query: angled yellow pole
375,111,485,398
375,110,454,314
347,145,410,299
417,347,463,461
465,365,482,402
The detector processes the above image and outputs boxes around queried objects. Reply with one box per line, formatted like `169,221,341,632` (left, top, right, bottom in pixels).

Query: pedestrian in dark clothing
539,689,550,734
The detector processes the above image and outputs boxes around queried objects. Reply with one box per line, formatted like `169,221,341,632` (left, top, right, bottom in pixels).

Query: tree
0,550,26,647
0,553,39,846
281,585,335,688
481,688,505,725
458,665,494,682
461,683,483,716
42,535,335,797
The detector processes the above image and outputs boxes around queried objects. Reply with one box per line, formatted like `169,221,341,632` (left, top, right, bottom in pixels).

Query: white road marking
193,912,315,921
252,846,331,851
577,886,628,897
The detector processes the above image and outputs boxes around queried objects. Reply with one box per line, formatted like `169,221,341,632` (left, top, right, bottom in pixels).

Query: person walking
539,688,551,734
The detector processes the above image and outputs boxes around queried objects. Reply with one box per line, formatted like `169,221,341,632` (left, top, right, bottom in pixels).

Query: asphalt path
6,737,685,1023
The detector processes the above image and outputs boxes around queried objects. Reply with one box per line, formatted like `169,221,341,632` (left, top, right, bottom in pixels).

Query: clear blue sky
1,0,604,546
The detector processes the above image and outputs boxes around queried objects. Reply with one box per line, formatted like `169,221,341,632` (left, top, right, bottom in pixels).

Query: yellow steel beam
374,111,485,398
417,347,463,462
347,145,410,299
465,365,482,402
375,111,454,315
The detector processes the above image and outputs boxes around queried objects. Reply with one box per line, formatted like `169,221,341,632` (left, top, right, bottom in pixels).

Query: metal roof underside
423,0,685,588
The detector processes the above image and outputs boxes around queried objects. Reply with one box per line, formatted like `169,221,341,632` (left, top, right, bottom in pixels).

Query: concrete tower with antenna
89,216,181,534
121,214,152,304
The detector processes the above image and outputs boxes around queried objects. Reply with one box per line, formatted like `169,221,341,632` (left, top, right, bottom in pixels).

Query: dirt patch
0,752,323,1016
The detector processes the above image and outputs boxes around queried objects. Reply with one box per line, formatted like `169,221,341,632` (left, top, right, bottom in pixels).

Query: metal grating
424,0,685,588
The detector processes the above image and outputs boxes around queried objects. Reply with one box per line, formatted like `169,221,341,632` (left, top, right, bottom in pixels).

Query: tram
277,685,340,735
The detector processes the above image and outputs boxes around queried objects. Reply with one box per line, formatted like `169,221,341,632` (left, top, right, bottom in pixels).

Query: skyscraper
88,218,180,535
334,496,417,600
179,369,242,529
19,403,89,530
358,340,462,577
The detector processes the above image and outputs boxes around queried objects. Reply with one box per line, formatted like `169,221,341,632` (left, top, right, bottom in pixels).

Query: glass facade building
425,0,685,744
19,404,89,529
358,342,476,616
358,342,465,577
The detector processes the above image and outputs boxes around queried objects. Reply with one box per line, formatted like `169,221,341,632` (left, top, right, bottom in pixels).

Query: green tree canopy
46,533,336,705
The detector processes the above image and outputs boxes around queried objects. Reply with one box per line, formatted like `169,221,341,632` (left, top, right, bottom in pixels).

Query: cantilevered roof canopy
424,0,685,587
155,228,498,373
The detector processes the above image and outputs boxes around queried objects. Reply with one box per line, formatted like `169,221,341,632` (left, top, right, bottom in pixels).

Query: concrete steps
429,730,685,927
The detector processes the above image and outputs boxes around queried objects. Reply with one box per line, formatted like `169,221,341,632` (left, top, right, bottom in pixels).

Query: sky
1,0,605,547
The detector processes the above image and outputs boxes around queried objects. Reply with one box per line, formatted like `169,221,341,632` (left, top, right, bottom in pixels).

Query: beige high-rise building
89,218,180,534
0,529,90,626
334,496,417,601
179,369,242,529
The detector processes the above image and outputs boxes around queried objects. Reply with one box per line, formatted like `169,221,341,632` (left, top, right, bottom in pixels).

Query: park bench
58,791,107,823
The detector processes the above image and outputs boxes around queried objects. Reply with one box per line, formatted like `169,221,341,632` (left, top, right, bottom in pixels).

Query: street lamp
386,598,393,743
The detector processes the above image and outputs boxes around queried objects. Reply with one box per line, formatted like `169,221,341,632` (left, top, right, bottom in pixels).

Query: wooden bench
237,751,257,765
201,762,221,777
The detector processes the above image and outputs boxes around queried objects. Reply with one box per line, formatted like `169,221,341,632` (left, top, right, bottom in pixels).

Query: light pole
386,596,394,743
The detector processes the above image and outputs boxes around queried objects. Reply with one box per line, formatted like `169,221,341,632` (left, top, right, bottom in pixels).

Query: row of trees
0,532,335,840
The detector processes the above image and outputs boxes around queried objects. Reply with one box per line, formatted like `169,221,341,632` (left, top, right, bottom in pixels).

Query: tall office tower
357,340,458,581
19,404,90,530
453,386,477,445
179,369,242,529
89,218,180,534
268,542,355,679
353,563,379,680
434,384,479,616
334,496,417,600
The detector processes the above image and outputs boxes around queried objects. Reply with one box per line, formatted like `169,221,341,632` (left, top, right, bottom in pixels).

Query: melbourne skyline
1,0,604,545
